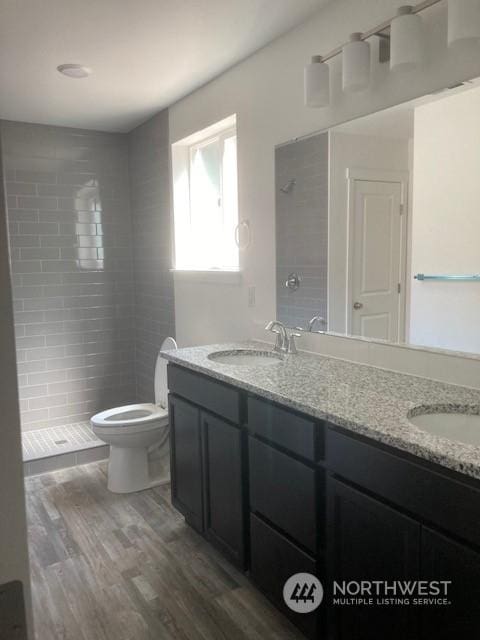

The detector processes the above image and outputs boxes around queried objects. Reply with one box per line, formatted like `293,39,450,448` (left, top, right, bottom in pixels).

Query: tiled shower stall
1,112,175,472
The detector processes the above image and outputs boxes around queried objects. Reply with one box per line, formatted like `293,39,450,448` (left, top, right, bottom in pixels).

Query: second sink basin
409,407,480,446
208,349,283,366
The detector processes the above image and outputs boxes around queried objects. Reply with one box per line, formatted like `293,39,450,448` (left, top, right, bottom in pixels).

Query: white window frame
171,115,240,279
188,126,235,223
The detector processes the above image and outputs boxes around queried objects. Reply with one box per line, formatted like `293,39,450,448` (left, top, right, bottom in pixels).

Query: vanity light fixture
390,5,423,71
342,33,371,92
304,55,330,108
447,0,480,48
304,0,467,108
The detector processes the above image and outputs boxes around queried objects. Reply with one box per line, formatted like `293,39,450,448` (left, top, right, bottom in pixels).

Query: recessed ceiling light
57,64,92,79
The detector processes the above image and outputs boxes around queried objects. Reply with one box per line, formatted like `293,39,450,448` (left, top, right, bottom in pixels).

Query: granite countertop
161,341,480,481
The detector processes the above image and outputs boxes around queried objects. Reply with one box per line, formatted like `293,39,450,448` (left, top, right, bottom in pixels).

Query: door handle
353,302,363,310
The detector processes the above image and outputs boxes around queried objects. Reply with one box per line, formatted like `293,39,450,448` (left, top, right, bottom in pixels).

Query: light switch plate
248,285,256,308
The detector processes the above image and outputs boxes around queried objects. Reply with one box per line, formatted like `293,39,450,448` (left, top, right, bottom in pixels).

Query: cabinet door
250,514,322,640
328,478,420,640
202,412,245,567
169,395,204,532
420,528,480,639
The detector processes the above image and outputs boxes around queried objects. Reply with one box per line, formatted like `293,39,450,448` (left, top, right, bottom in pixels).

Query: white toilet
91,337,177,493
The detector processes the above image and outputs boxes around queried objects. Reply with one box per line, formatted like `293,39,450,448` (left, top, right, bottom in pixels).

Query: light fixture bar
319,0,442,63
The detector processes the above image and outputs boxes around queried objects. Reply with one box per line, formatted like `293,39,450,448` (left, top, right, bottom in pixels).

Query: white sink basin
409,409,480,446
208,349,284,366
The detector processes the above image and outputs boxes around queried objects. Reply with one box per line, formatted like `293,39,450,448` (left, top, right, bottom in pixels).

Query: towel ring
234,220,251,250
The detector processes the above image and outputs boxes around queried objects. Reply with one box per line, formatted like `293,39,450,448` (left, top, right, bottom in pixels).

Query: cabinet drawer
168,364,240,424
250,513,321,639
327,428,480,548
249,436,318,552
247,396,321,460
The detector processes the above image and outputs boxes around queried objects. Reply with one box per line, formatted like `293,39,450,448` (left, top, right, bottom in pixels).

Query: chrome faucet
265,321,301,354
286,330,301,354
308,315,326,332
265,320,288,353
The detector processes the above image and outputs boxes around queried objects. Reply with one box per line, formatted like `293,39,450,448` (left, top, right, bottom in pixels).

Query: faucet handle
265,320,279,333
287,330,301,354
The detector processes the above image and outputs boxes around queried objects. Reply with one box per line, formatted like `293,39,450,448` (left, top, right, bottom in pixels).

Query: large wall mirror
276,76,480,357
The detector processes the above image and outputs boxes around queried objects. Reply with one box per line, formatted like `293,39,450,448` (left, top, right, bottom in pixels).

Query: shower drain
54,439,68,445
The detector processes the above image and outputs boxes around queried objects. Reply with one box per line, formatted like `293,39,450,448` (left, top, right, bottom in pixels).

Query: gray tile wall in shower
2,121,137,430
275,132,329,331
128,110,175,402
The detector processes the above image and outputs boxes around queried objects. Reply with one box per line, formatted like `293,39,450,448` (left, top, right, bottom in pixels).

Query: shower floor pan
22,422,108,476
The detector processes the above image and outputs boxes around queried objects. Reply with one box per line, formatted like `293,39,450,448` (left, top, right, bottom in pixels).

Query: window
172,115,239,271
75,179,104,271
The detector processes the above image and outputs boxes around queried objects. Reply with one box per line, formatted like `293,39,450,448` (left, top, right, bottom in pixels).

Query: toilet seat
91,403,168,434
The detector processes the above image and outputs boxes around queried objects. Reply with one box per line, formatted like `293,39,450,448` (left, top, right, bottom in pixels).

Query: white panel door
350,180,404,342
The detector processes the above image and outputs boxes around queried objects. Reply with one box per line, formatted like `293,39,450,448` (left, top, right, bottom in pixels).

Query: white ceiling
0,0,331,132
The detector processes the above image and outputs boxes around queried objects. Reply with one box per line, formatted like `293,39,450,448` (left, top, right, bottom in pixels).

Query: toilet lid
155,337,177,407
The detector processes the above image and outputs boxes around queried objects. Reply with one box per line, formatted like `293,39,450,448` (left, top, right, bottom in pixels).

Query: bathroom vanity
162,343,480,640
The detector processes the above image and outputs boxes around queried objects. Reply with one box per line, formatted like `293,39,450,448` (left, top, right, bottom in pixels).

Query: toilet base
107,444,170,493
148,453,170,489
108,446,149,493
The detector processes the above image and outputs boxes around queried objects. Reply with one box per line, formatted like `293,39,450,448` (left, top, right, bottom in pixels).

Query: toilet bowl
91,336,177,493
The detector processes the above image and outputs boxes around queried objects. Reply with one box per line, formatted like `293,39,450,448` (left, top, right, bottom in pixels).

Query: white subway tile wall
2,113,174,430
129,111,175,402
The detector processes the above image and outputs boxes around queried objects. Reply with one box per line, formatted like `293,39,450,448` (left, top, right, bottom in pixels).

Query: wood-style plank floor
25,461,303,640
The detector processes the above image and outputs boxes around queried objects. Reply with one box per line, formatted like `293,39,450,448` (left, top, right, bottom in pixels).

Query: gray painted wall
2,117,174,430
0,144,32,635
128,111,175,402
275,132,329,331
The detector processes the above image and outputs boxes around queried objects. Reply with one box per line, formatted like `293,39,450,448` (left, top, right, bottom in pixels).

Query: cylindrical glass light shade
304,56,330,107
448,0,480,47
342,33,370,93
390,5,423,71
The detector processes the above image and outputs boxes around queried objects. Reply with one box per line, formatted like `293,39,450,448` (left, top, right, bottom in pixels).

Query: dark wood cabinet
169,385,246,565
247,396,322,461
420,528,480,639
328,477,421,640
249,436,318,553
250,513,322,639
168,364,480,640
327,428,480,549
168,363,241,423
328,474,480,640
169,394,204,532
202,412,245,567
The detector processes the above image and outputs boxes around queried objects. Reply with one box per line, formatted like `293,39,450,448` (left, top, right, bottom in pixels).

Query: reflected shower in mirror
276,133,329,332
275,76,480,356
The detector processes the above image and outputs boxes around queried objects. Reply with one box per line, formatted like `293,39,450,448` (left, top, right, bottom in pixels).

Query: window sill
171,269,242,285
